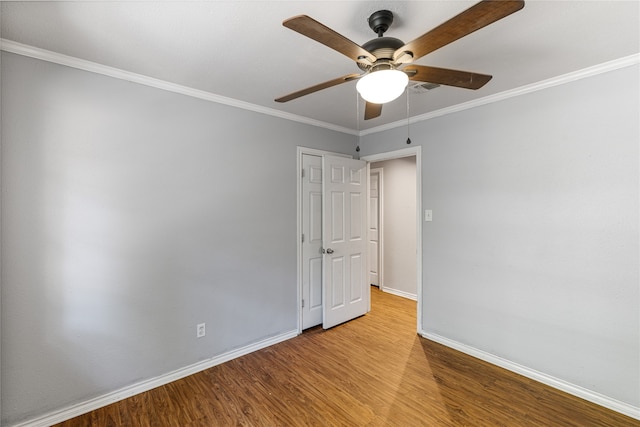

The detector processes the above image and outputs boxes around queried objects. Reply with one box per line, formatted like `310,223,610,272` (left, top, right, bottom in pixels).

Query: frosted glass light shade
356,70,409,104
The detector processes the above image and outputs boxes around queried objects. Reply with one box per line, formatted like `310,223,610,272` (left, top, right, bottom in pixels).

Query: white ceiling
1,1,638,132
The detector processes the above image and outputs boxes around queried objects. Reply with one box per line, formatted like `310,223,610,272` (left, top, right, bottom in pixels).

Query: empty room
1,1,638,426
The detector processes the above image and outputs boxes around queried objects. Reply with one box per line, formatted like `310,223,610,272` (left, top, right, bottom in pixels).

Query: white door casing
301,154,323,329
322,155,369,329
369,168,382,287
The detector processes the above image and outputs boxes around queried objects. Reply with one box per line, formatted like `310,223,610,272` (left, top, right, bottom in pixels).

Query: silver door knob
325,248,334,254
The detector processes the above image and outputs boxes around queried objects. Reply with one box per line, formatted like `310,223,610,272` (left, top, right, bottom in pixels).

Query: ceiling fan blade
405,65,492,90
275,73,361,103
393,0,525,62
364,102,383,120
283,15,376,64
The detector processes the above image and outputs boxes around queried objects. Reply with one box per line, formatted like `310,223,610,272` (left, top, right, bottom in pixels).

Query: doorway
297,146,422,333
369,156,417,301
362,147,422,333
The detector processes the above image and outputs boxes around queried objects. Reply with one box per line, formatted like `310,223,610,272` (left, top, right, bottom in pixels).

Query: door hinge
301,233,305,243
302,299,305,308
301,168,305,178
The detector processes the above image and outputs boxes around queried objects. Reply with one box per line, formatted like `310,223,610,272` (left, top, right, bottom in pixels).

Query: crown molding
0,39,358,136
2,39,636,139
360,53,640,136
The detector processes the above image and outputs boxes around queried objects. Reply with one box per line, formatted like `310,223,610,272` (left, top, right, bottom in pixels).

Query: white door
301,154,323,329
322,155,368,329
369,168,382,287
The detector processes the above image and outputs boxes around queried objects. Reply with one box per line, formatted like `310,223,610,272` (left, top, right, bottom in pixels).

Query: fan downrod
359,10,404,70
368,10,394,37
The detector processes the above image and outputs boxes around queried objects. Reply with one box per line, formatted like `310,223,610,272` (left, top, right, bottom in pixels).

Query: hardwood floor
55,288,638,426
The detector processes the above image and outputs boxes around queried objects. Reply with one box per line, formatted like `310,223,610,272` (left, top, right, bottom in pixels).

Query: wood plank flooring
55,288,638,426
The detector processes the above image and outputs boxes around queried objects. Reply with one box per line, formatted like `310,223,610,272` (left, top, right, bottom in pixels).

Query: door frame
296,146,352,334
362,146,422,333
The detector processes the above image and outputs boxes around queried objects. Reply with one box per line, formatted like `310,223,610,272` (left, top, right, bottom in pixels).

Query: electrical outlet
196,323,206,338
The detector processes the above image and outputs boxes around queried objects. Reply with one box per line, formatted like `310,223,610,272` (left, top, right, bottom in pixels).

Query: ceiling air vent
410,82,440,94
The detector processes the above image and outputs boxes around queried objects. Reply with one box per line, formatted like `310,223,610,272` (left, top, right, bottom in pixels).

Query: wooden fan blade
393,0,524,62
364,102,382,120
405,65,492,90
275,73,361,103
283,15,375,64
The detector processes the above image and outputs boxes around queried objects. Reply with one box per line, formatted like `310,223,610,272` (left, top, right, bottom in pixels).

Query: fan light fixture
356,69,409,104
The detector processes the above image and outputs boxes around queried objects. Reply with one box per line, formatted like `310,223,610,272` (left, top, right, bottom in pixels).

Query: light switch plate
424,210,433,222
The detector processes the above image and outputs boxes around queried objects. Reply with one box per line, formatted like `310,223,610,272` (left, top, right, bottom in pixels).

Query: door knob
325,248,334,254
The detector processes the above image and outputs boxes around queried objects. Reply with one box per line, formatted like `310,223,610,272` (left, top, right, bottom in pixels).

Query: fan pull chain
356,91,361,153
406,86,412,145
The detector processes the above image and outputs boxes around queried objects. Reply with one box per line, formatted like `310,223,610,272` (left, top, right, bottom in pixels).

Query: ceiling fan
275,0,525,120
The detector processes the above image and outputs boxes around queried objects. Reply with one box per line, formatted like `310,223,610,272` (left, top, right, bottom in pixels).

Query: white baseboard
11,330,299,427
381,286,417,301
422,331,640,421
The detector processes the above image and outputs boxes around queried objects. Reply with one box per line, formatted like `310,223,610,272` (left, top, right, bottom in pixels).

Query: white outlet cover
196,323,206,338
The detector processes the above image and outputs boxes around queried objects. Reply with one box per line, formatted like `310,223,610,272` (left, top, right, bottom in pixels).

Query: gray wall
361,64,639,407
2,48,638,424
370,157,417,298
0,52,357,425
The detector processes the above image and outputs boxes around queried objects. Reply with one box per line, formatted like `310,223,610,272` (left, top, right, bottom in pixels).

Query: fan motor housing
358,37,405,71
